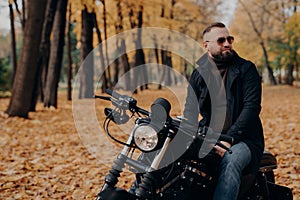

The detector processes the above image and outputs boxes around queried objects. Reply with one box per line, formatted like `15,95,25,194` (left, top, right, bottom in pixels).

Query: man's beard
212,49,234,63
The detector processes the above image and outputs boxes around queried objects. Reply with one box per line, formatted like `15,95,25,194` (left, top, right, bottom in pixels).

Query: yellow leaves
68,0,216,49
72,188,86,199
261,85,300,198
230,0,300,67
0,87,300,198
285,12,300,40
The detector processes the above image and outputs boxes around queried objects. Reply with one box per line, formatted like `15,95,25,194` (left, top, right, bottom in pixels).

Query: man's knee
221,152,242,169
221,142,251,170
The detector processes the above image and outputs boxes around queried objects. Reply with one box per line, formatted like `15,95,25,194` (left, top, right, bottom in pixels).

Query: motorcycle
94,89,293,200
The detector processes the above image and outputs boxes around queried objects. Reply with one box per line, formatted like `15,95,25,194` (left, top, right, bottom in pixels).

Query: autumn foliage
0,85,299,199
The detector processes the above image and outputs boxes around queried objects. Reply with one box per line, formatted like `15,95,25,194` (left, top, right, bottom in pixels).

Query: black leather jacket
184,52,264,173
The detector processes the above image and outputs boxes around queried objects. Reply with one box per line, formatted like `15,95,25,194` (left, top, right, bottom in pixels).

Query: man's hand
214,141,232,157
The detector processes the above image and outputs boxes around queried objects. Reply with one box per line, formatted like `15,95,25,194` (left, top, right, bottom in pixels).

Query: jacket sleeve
226,63,262,143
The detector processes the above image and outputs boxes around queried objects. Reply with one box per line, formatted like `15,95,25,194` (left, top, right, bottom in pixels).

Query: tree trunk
170,0,175,19
285,63,294,85
129,8,136,29
158,48,166,90
278,65,282,84
6,0,47,118
183,59,189,80
113,56,119,86
101,0,112,88
116,0,131,90
296,66,299,82
22,0,26,28
44,0,68,108
133,6,147,93
165,51,173,86
93,12,108,93
260,41,277,85
66,2,72,100
160,3,164,18
120,41,131,90
158,0,174,89
292,48,298,83
13,0,25,31
153,34,160,64
158,48,173,89
238,1,277,85
31,0,57,110
9,2,17,88
168,0,176,85
79,6,94,99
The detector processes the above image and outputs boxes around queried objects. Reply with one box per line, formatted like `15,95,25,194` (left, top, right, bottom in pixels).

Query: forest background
0,0,299,199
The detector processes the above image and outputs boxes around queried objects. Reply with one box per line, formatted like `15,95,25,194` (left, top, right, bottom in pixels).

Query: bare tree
158,0,175,89
93,12,108,93
133,5,148,93
6,0,47,118
79,6,94,99
66,2,72,100
115,0,131,90
44,0,68,108
8,1,17,88
284,0,299,85
13,0,25,31
100,0,112,88
31,0,58,110
238,0,277,85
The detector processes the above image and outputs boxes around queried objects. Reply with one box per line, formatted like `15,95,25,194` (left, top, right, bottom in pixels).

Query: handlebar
106,88,121,99
96,89,234,153
198,126,233,145
197,126,233,153
218,134,234,145
94,89,150,117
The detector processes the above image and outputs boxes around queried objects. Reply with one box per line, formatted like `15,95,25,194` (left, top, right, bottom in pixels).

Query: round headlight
133,124,158,152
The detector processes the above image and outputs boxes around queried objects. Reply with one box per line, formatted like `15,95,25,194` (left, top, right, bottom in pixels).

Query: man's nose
223,39,231,46
223,41,231,48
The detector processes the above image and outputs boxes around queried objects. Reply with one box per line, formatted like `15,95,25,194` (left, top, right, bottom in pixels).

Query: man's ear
203,41,208,50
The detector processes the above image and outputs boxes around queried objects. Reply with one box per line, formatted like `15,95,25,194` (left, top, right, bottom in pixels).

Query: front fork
100,126,137,193
98,128,174,199
135,130,175,199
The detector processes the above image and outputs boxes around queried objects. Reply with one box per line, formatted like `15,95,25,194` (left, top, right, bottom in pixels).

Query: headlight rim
133,123,159,152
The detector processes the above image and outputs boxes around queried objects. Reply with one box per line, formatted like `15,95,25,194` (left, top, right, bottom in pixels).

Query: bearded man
183,22,265,200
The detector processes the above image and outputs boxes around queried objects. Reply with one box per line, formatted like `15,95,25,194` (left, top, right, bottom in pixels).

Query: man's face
203,27,234,62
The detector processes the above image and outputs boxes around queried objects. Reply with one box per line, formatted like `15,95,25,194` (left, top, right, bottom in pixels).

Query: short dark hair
202,22,226,37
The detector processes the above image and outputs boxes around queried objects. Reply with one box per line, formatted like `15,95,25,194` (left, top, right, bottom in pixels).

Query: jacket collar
195,51,243,88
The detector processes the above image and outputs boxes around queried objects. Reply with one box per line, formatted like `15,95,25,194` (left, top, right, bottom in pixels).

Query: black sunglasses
206,36,234,45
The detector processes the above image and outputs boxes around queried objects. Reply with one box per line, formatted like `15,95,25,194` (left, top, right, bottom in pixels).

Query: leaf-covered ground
0,85,299,199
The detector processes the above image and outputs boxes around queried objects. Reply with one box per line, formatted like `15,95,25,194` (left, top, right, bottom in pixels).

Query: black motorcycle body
94,90,293,200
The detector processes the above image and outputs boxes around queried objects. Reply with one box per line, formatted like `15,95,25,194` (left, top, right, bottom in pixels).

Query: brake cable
103,108,135,147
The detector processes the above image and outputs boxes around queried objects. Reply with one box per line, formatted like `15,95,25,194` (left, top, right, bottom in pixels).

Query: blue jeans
213,142,251,200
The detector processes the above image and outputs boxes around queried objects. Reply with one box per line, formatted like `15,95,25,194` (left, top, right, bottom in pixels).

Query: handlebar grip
94,95,111,101
106,88,121,99
219,134,234,145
